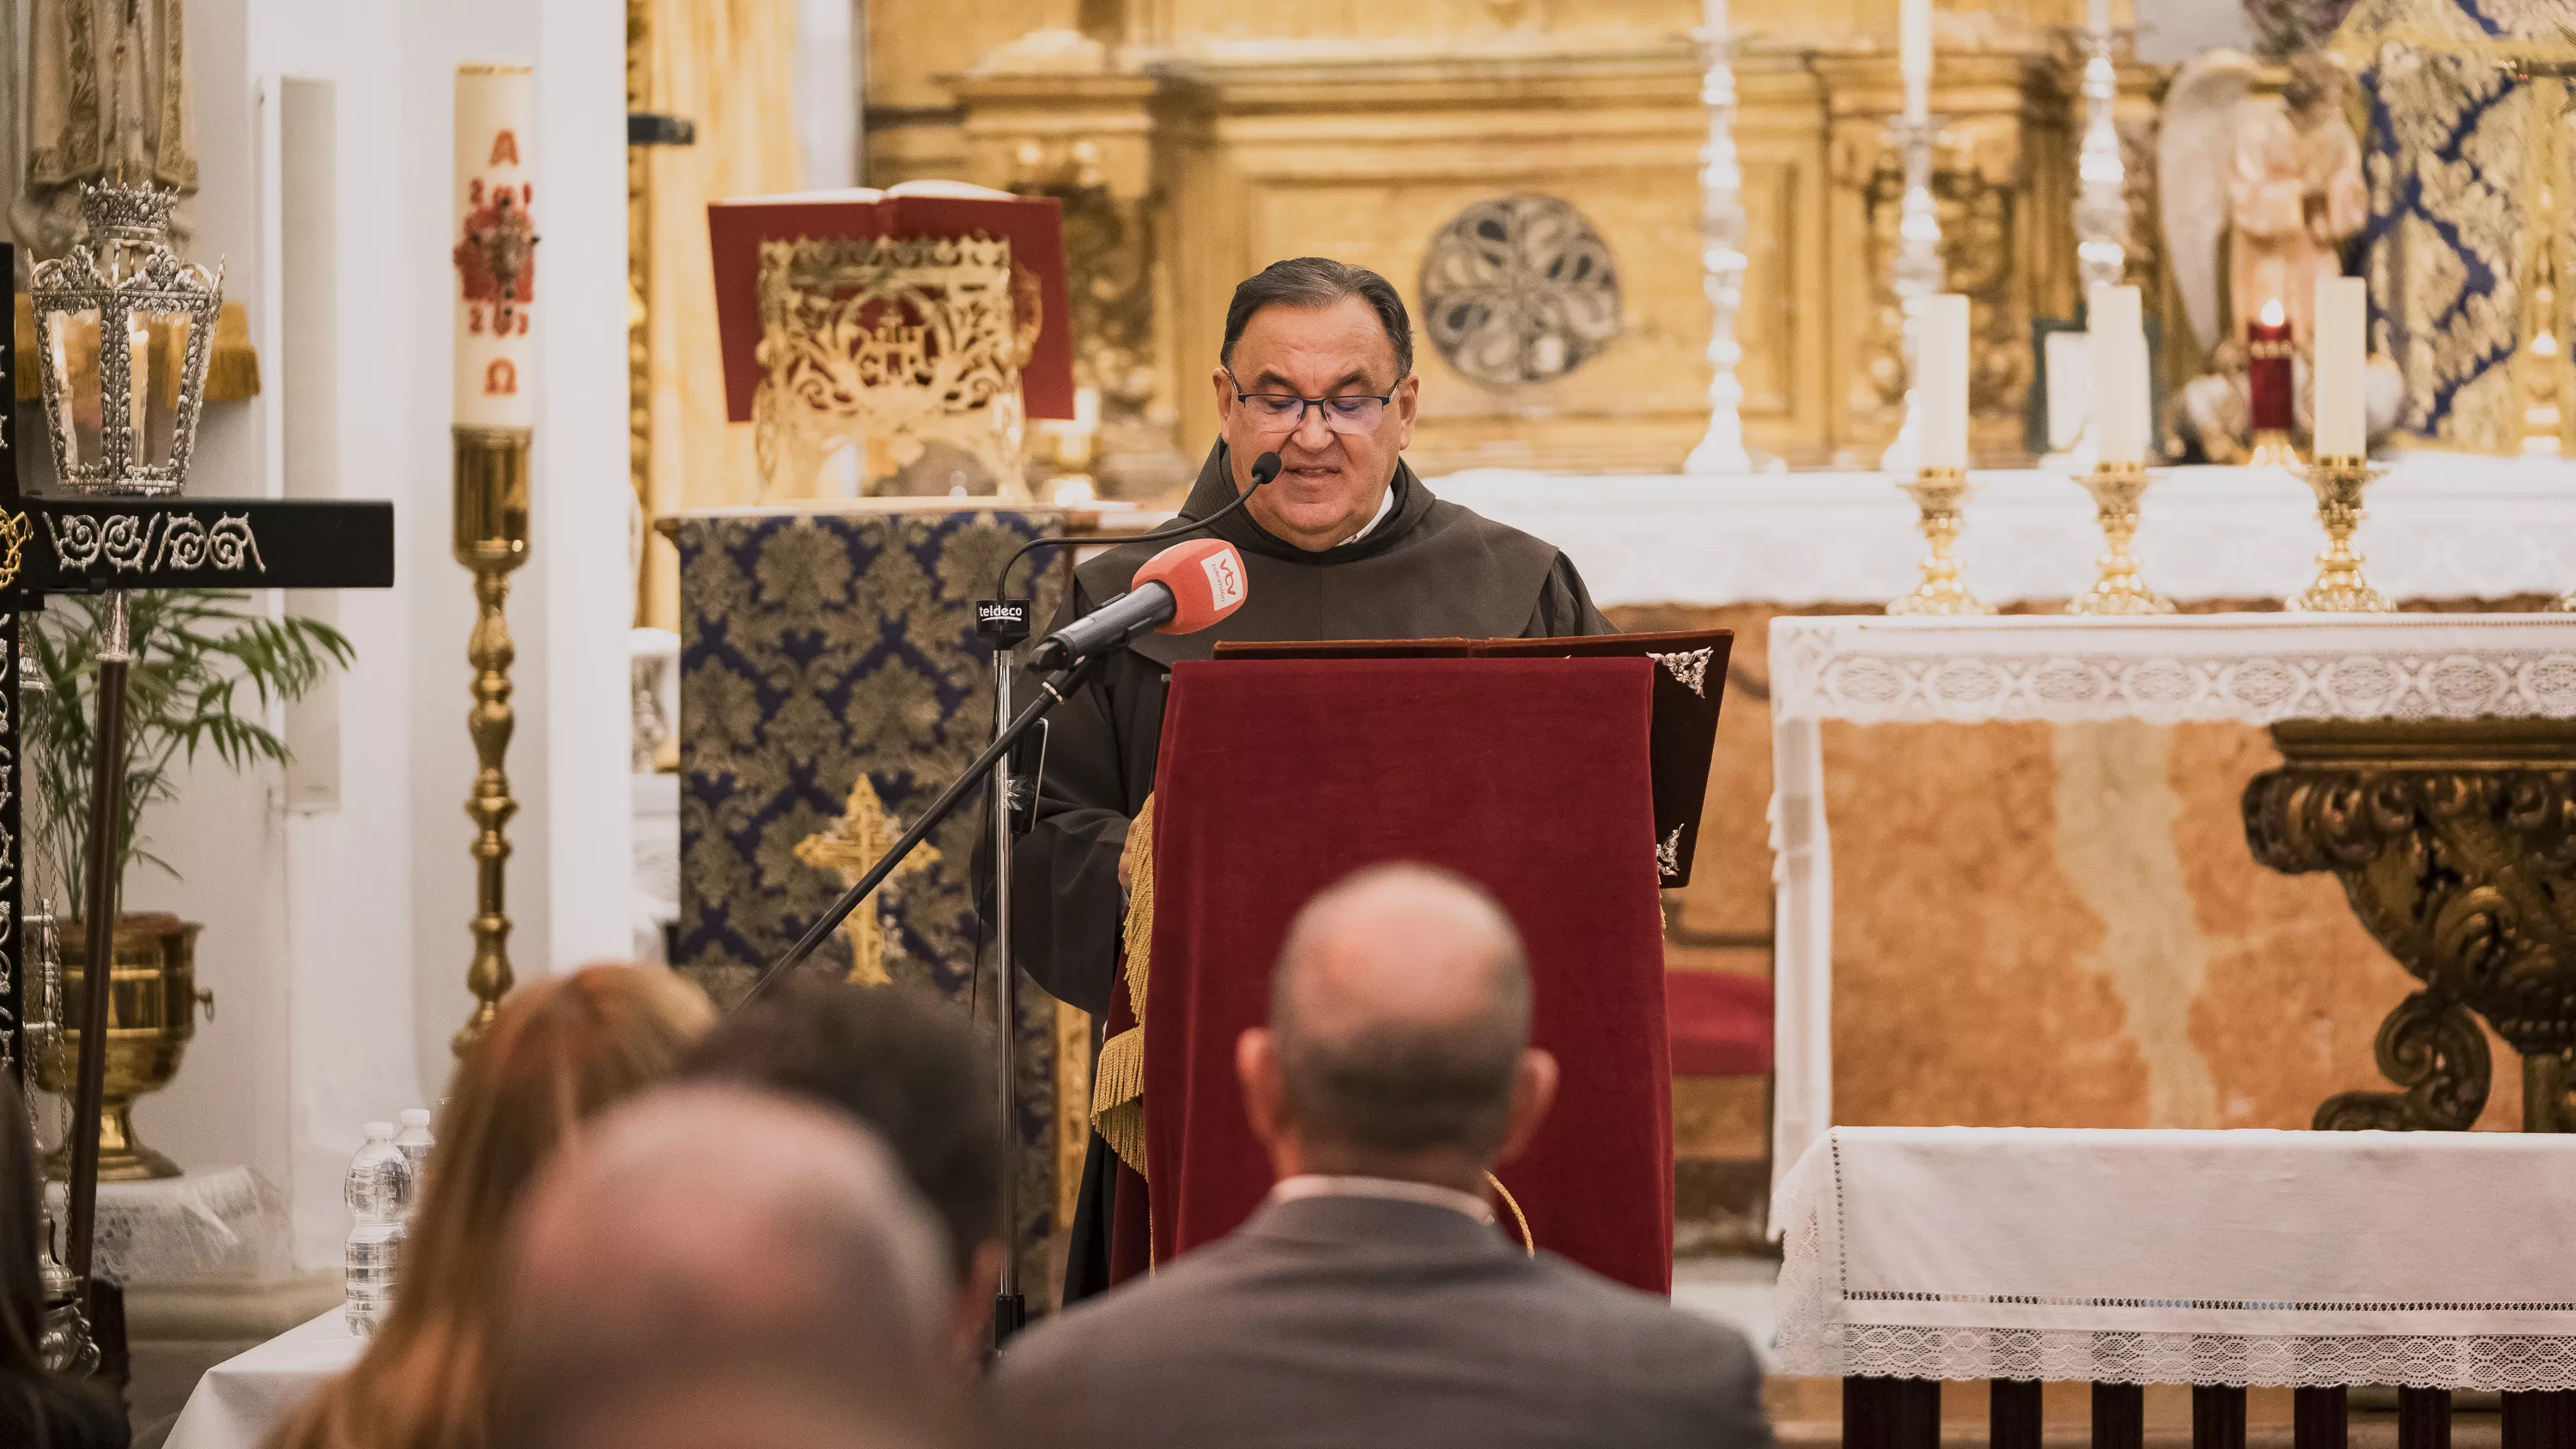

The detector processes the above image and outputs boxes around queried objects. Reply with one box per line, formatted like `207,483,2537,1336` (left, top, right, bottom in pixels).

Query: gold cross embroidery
793,773,940,986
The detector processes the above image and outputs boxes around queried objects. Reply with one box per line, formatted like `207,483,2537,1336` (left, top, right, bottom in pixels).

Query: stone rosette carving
1419,196,1623,390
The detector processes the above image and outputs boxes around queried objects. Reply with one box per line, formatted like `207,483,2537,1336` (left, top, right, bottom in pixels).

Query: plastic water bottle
343,1122,412,1337
394,1109,434,1211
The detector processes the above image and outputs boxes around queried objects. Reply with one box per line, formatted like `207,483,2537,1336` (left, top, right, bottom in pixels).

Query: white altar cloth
1777,1126,2576,1389
164,1307,355,1449
1432,456,2576,608
1767,615,2576,1200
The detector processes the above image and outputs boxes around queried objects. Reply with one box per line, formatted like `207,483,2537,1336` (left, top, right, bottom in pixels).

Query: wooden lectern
1100,632,1729,1295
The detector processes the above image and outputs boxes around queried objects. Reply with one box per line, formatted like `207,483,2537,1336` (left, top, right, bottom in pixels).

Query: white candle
2087,283,2148,465
2089,0,2110,32
1704,0,1727,36
454,63,537,431
1917,294,1971,471
2313,275,2367,459
1901,0,1932,123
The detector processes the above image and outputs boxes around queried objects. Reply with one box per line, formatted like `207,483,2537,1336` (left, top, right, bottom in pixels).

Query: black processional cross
3,226,394,1361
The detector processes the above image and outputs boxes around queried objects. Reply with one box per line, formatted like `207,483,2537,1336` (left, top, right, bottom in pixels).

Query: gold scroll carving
752,234,1036,501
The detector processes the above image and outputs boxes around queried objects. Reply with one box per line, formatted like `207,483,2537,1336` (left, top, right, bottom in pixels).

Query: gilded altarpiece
670,504,1072,1291
894,19,2153,472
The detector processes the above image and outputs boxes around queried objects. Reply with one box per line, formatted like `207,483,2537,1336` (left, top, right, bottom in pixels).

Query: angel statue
9,0,197,262
2230,53,2368,345
2159,51,2367,362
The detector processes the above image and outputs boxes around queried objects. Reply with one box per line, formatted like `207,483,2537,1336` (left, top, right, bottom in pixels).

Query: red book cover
706,186,1075,421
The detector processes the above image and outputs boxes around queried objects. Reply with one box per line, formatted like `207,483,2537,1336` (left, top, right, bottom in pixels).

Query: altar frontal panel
671,505,1071,1281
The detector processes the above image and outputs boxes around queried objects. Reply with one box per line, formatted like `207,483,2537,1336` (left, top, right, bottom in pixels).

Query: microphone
1025,538,1249,670
991,451,1281,603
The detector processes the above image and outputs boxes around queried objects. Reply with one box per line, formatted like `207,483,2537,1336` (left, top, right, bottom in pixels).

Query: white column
535,0,639,974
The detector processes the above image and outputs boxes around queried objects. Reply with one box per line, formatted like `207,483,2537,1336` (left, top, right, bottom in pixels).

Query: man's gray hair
1221,258,1415,380
1269,864,1529,1159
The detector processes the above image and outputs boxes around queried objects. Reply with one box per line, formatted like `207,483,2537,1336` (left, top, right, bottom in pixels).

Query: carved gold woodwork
893,13,2158,476
2244,720,2576,1134
1823,52,2072,465
952,72,1195,497
751,235,1035,500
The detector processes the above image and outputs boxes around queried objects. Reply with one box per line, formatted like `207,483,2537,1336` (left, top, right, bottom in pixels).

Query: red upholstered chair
1665,968,1774,1077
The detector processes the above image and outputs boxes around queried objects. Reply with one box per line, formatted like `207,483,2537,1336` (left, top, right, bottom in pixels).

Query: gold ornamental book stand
753,235,1036,500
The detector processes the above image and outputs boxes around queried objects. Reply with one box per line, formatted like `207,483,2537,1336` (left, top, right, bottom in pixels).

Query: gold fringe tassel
1089,795,1157,1178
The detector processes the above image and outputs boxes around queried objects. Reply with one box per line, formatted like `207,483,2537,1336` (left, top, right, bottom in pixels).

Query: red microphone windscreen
1133,538,1249,636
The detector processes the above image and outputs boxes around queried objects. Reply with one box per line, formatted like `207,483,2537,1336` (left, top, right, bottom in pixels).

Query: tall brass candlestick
453,427,529,1055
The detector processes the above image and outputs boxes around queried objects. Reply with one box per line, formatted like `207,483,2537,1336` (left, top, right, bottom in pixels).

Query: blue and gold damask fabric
2344,0,2576,450
671,502,1066,1276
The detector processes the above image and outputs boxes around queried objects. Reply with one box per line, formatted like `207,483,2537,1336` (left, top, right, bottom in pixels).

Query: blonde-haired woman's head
269,962,714,1449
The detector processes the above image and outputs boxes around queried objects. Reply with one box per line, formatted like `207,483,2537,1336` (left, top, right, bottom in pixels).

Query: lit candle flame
2259,297,2286,328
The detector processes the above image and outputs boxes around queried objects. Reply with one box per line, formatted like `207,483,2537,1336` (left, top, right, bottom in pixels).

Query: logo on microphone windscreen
1200,552,1246,609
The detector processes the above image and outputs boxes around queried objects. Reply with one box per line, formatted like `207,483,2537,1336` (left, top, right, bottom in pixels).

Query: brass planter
36,913,211,1180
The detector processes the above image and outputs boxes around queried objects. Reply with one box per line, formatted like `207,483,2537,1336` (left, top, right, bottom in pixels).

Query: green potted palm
27,590,351,1178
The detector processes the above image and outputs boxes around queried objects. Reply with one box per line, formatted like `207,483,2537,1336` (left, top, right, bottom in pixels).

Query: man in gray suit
991,863,1776,1449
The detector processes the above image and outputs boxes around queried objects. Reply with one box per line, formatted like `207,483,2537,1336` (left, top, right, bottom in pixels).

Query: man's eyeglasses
1224,369,1396,434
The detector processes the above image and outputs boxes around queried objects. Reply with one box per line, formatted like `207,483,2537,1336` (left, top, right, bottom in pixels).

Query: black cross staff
2,245,396,1349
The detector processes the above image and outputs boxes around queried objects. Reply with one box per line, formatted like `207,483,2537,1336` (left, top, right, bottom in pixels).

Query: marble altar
1767,612,2576,1197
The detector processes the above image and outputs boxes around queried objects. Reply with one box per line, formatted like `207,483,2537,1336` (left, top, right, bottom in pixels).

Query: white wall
100,0,635,1269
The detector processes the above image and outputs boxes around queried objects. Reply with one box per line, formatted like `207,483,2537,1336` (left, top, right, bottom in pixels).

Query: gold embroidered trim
1089,794,1155,1177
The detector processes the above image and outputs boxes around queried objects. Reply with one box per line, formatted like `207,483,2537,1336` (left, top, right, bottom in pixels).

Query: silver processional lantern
21,178,224,1376
27,180,224,496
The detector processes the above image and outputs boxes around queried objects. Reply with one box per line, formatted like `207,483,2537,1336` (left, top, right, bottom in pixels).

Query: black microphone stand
735,644,1105,1355
755,455,1271,1351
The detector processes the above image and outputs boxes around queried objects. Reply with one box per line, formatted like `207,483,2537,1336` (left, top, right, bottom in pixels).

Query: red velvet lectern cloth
1121,656,1674,1294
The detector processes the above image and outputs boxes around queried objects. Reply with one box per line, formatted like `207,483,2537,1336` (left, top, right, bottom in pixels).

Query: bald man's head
494,1085,957,1449
1265,864,1535,1164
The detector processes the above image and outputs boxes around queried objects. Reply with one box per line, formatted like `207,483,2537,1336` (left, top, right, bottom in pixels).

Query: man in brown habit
1011,256,1613,1299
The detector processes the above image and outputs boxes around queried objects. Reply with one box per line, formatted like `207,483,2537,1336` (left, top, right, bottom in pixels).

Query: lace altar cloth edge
1768,614,2576,724
42,1165,291,1286
1776,1128,2576,1390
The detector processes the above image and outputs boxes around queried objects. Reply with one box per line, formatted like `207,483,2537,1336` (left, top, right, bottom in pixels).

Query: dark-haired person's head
1235,863,1558,1197
1214,258,1420,553
684,981,1003,1370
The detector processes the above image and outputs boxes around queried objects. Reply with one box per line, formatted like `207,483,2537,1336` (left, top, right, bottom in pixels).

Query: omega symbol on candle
485,359,519,397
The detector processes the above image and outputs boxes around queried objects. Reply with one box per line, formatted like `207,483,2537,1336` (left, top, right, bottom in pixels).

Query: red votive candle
2248,298,2294,432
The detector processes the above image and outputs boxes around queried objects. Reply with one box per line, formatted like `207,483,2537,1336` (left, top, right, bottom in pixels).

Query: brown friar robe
1003,440,1612,1298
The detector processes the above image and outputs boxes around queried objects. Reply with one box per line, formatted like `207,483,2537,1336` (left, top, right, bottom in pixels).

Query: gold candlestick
2066,462,2173,615
2288,455,2393,613
453,425,531,1056
1886,468,1991,616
